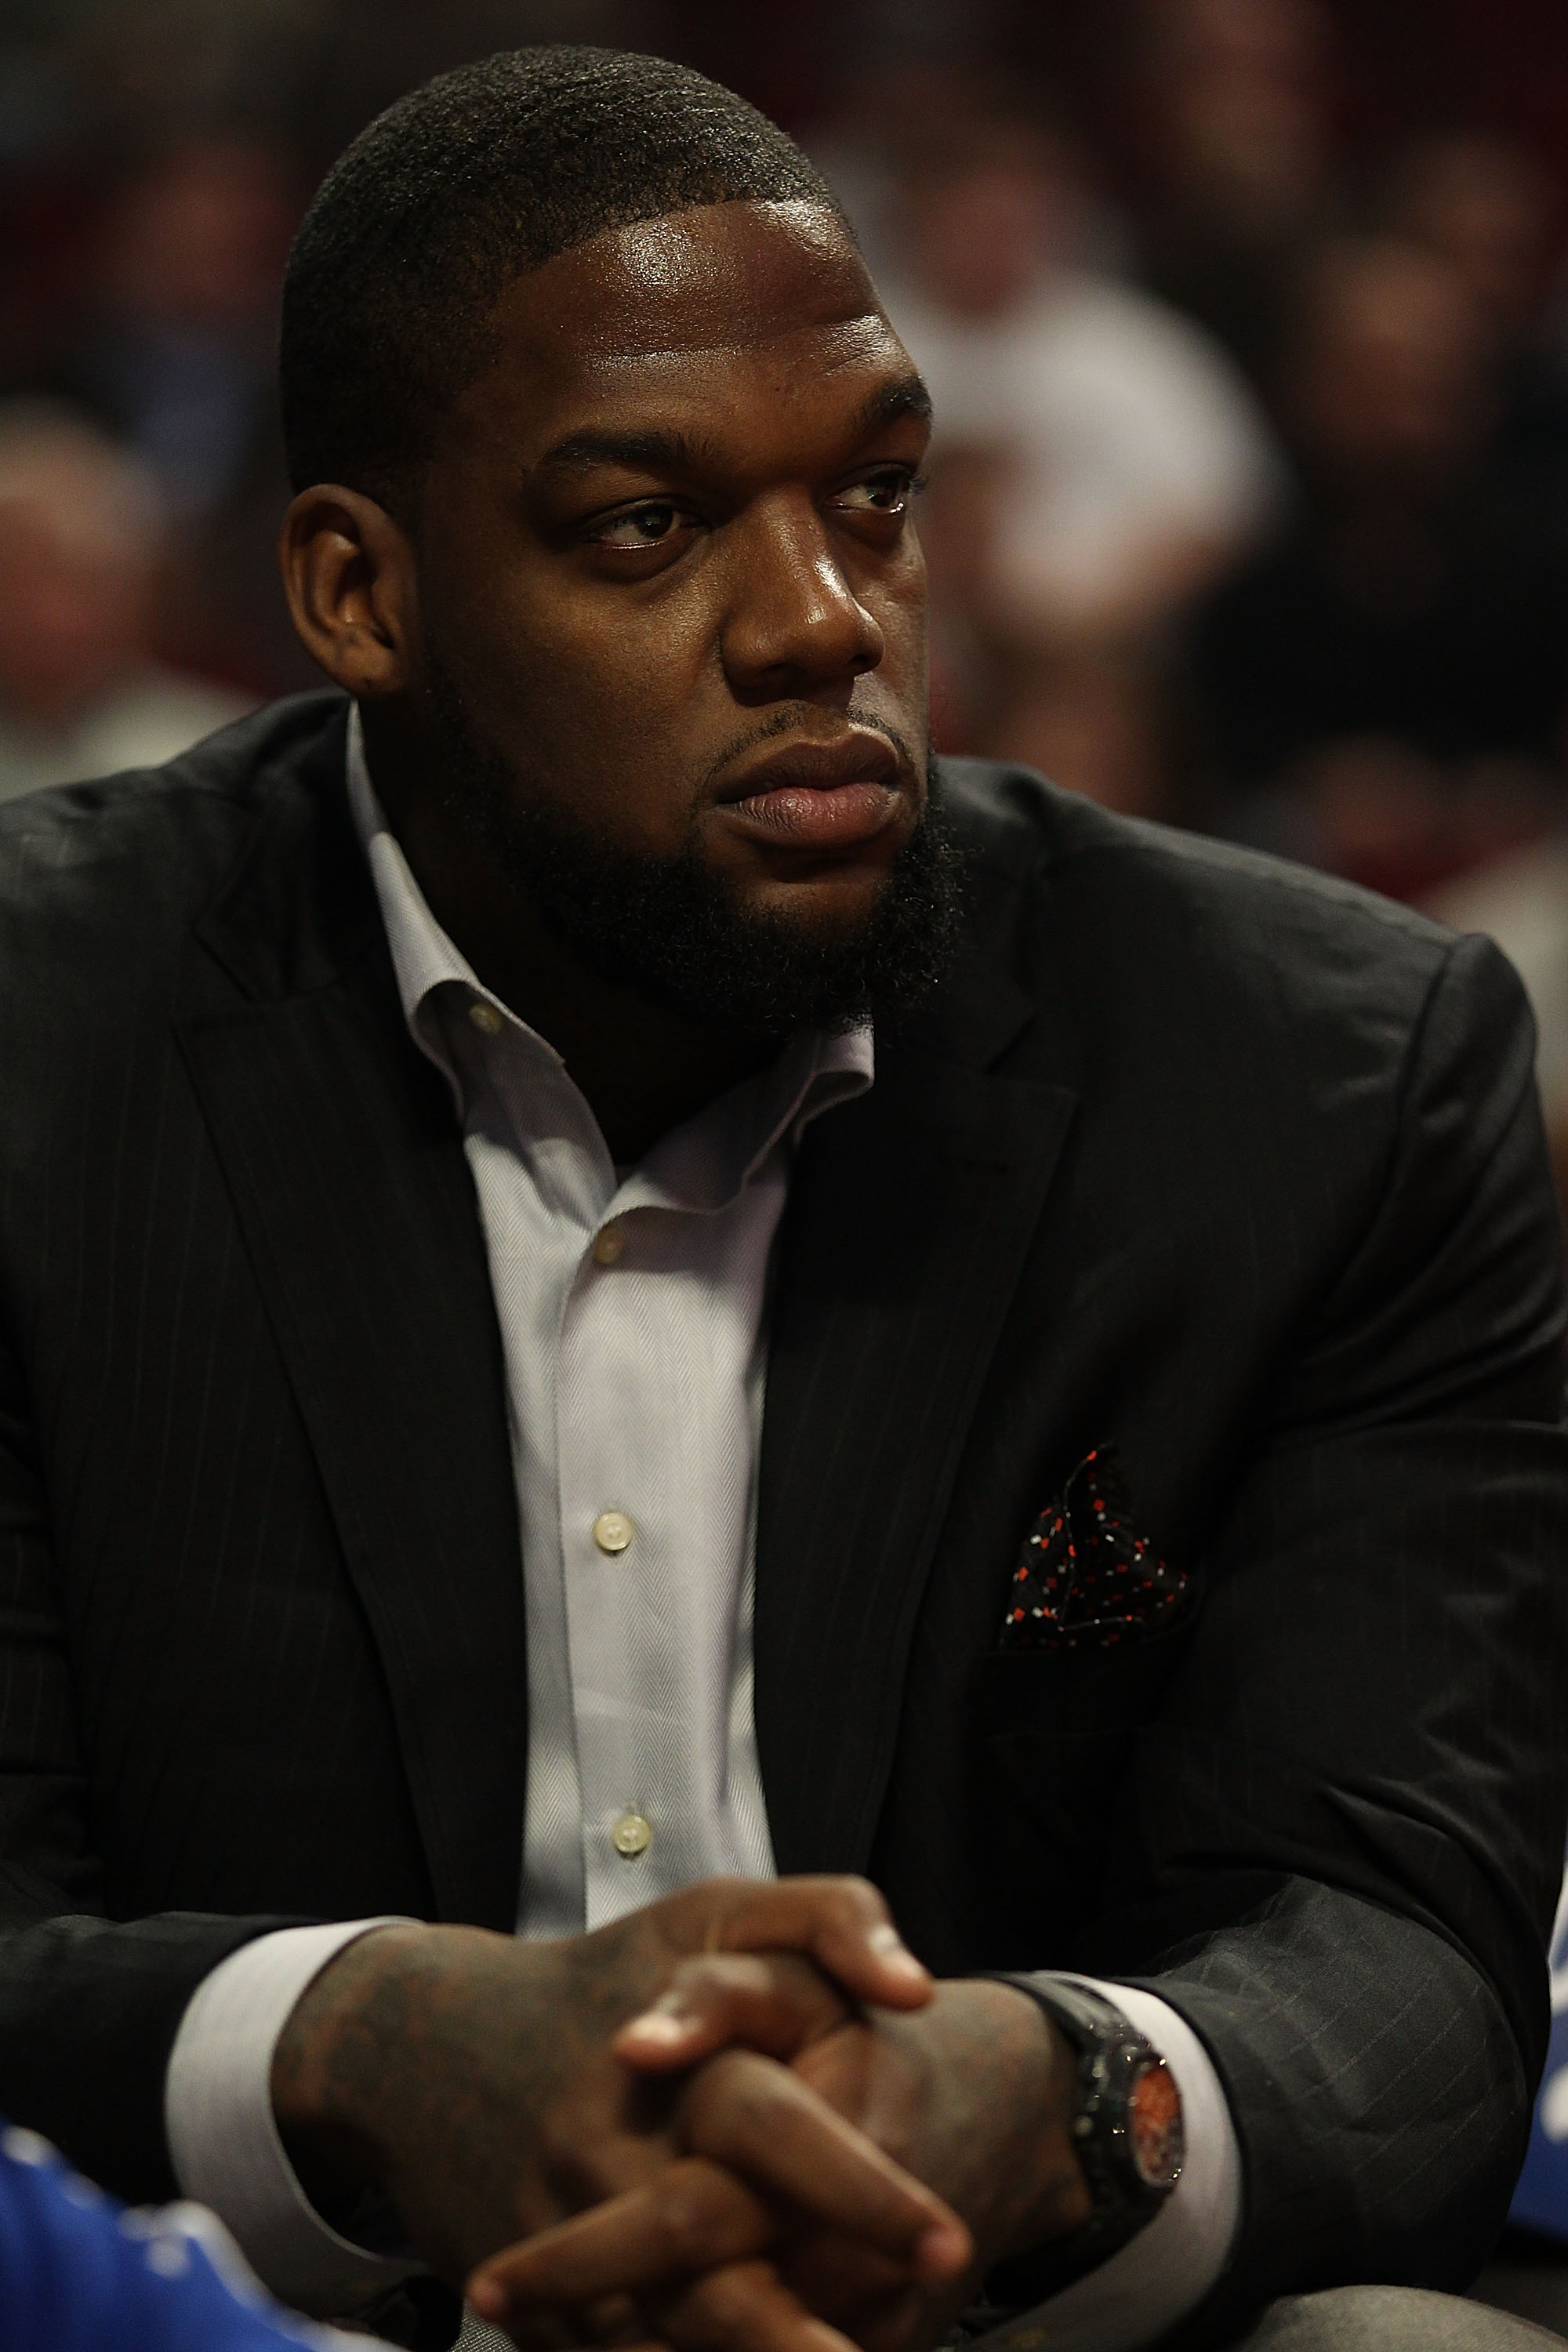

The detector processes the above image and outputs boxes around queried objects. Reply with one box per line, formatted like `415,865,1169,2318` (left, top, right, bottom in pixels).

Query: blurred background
9,0,1568,1171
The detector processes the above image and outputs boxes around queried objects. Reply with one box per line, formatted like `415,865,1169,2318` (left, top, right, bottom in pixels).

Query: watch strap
988,1973,1134,2059
978,1972,1181,2307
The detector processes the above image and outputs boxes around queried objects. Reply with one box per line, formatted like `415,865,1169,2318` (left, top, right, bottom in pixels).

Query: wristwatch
979,1974,1185,2306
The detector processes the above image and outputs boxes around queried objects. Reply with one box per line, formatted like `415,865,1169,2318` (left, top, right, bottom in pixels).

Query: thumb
617,1951,847,2071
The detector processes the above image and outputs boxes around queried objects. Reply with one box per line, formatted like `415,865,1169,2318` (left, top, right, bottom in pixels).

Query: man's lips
716,735,906,852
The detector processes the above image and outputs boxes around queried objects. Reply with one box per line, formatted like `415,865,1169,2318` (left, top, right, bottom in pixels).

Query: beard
421,647,964,1042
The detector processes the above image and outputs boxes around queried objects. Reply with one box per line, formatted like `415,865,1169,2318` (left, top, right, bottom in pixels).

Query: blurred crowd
8,0,1568,1160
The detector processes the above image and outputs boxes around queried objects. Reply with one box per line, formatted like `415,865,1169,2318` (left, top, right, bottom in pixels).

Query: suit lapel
176,735,526,1930
756,947,1078,1875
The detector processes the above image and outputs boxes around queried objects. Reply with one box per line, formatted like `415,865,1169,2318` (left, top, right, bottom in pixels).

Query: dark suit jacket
0,691,1561,2343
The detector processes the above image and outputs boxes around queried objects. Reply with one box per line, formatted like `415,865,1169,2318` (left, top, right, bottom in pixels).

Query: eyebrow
532,426,706,481
848,372,933,440
531,372,934,485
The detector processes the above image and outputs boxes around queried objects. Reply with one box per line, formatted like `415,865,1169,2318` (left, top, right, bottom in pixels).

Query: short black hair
279,46,842,507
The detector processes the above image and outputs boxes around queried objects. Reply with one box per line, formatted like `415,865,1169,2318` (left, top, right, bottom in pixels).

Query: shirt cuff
165,1919,424,2314
1004,1975,1242,2352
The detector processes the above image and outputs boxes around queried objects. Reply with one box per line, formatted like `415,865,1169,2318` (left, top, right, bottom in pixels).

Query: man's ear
279,485,420,698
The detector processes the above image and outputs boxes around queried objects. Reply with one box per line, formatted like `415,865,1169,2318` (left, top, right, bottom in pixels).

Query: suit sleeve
1077,931,1568,2343
0,1317,307,2205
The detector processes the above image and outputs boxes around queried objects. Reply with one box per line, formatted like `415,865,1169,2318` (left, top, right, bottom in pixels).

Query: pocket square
1000,1443,1191,1651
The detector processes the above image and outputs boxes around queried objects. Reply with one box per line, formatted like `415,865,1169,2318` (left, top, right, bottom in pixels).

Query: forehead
445,199,913,463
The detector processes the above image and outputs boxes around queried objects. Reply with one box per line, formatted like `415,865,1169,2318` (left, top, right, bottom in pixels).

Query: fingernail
621,2010,693,2046
869,1924,928,1981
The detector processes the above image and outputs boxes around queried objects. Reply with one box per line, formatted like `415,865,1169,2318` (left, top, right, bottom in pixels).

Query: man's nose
720,501,885,699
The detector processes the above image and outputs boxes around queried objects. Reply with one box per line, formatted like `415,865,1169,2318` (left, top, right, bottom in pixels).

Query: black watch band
979,1973,1185,2307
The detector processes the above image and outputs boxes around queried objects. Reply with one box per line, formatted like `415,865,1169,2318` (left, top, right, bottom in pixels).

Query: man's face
408,199,933,965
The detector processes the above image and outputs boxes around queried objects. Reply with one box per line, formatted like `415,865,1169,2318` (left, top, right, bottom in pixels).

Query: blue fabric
0,2123,334,2352
1510,1861,1568,2241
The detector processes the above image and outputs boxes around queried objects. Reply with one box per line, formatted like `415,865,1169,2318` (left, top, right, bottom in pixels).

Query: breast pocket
961,1617,1198,1963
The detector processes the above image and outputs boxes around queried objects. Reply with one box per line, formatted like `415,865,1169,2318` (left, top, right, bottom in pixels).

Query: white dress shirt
167,709,1239,2341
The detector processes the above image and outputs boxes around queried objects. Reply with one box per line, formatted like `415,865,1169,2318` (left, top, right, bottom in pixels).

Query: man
0,45,1562,2352
0,401,254,800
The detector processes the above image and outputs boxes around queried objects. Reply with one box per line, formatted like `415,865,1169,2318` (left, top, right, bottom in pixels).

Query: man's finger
476,2243,861,2352
650,2257,862,2352
776,2230,916,2328
487,2293,644,2352
670,1877,931,2013
677,2050,971,2285
468,2187,864,2352
469,2158,772,2310
616,1952,848,2071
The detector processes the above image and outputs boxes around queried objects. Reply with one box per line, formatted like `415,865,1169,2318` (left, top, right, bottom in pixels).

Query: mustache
697,702,924,800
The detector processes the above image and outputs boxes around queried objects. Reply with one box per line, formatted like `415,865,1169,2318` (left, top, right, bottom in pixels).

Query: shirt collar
346,701,493,1028
344,704,873,1206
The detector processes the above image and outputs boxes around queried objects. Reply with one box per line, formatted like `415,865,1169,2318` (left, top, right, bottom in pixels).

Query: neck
361,710,773,1164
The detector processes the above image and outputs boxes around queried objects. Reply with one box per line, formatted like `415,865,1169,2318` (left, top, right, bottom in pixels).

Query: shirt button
593,1510,634,1555
593,1223,626,1266
612,1811,652,1857
468,1000,503,1035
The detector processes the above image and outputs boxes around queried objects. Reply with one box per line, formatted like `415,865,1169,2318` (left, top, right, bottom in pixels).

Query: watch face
1127,2055,1185,2190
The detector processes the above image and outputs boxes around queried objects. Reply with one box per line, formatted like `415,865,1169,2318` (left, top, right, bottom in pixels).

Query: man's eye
833,469,920,516
593,503,685,550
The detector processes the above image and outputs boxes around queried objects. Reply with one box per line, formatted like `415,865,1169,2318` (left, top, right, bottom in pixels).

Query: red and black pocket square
1000,1443,1192,1651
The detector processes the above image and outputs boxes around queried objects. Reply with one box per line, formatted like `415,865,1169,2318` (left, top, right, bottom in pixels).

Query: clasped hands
271,1878,1091,2352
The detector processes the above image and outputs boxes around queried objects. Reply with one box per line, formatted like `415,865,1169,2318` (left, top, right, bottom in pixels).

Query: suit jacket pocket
969,1618,1197,1748
960,1617,1197,1962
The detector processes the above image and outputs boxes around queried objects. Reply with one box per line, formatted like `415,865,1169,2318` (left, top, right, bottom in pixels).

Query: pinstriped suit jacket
0,691,1561,2345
